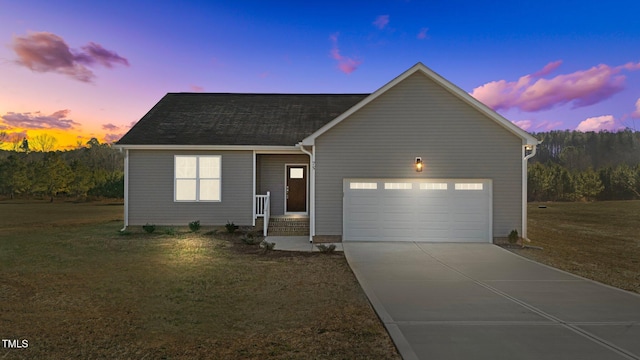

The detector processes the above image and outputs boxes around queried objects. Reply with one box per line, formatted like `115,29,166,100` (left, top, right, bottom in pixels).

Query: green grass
516,200,640,293
0,200,399,359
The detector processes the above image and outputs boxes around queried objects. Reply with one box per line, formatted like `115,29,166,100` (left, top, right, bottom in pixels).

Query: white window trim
174,155,222,202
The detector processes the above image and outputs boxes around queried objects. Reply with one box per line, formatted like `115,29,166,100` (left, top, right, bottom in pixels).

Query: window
175,155,221,201
290,168,304,179
384,182,412,190
455,183,483,190
420,183,448,190
349,182,377,190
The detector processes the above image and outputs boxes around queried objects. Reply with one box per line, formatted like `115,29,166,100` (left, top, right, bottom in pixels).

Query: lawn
512,200,640,294
0,200,400,359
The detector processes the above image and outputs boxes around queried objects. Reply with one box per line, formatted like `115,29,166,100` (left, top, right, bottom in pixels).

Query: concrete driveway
344,242,640,360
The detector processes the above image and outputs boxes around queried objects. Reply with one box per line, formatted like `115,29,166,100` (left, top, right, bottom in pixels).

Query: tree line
0,138,124,200
1,130,639,202
528,130,640,201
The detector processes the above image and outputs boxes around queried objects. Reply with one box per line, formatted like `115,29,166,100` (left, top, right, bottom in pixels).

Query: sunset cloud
12,31,129,82
1,110,80,130
633,98,640,118
190,85,205,92
576,115,620,132
329,33,362,74
417,28,429,40
531,60,562,77
102,123,121,131
373,15,389,29
471,61,640,112
103,133,122,143
512,120,532,131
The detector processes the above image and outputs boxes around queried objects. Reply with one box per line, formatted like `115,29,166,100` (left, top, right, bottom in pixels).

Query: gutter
297,143,315,243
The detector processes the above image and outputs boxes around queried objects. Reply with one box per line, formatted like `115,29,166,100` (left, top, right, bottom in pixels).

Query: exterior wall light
415,157,423,172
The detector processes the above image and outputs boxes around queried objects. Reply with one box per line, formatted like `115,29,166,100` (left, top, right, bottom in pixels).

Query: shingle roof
117,93,369,146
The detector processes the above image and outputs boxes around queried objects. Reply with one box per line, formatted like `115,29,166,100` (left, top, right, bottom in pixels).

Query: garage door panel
415,214,450,223
344,179,491,242
348,197,379,206
350,209,379,222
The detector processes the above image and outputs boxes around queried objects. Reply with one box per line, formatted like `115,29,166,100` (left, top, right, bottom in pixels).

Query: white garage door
343,179,491,242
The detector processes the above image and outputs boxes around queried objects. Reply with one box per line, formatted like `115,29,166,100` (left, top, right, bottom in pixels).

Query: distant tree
0,131,7,148
0,155,31,198
20,138,30,153
35,152,72,202
30,134,58,152
575,169,603,201
67,159,94,197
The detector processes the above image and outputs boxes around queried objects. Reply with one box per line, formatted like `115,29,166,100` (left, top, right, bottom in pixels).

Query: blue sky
1,0,639,148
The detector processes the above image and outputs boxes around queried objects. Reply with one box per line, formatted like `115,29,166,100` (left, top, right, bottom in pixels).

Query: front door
285,165,307,213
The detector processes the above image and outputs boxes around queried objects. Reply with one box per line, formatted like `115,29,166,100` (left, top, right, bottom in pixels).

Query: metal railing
255,191,270,236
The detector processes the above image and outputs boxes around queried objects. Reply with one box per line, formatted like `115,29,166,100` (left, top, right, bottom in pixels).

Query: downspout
522,144,537,240
298,144,315,243
252,150,256,226
120,149,129,232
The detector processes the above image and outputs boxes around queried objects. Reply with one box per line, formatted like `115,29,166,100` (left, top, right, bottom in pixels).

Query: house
115,62,538,243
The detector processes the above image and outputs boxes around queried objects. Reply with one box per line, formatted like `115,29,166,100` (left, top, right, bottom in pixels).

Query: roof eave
112,144,301,152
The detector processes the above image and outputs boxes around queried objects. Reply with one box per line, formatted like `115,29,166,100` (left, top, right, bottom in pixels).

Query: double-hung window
175,155,221,201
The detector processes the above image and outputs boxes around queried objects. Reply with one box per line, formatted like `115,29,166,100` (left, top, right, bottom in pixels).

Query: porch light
415,157,423,172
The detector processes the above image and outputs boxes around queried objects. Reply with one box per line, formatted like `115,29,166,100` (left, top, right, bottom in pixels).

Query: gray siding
128,150,253,226
314,72,523,239
257,154,309,215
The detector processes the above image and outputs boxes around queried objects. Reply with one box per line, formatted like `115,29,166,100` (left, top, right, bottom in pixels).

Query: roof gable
301,62,538,146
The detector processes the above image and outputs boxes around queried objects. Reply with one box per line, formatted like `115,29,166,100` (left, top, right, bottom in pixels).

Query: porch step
266,217,309,236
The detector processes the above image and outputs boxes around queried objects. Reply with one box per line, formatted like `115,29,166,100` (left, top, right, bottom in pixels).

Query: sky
1,0,639,150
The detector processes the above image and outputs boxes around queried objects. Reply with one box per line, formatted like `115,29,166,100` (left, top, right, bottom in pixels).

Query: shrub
241,233,260,245
165,227,177,236
316,244,337,253
508,229,519,244
189,220,201,232
142,223,156,234
225,221,239,234
260,240,275,253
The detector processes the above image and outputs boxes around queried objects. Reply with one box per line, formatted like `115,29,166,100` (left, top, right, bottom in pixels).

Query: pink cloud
512,120,532,131
373,15,389,29
531,60,562,77
329,33,362,74
417,28,429,40
12,31,129,82
4,131,28,143
1,110,80,130
633,98,640,118
533,120,563,131
190,85,204,92
103,133,122,143
576,115,621,132
102,123,120,131
471,61,640,112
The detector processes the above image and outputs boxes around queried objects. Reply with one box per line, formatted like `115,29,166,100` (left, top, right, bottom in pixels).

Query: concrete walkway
344,242,640,360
